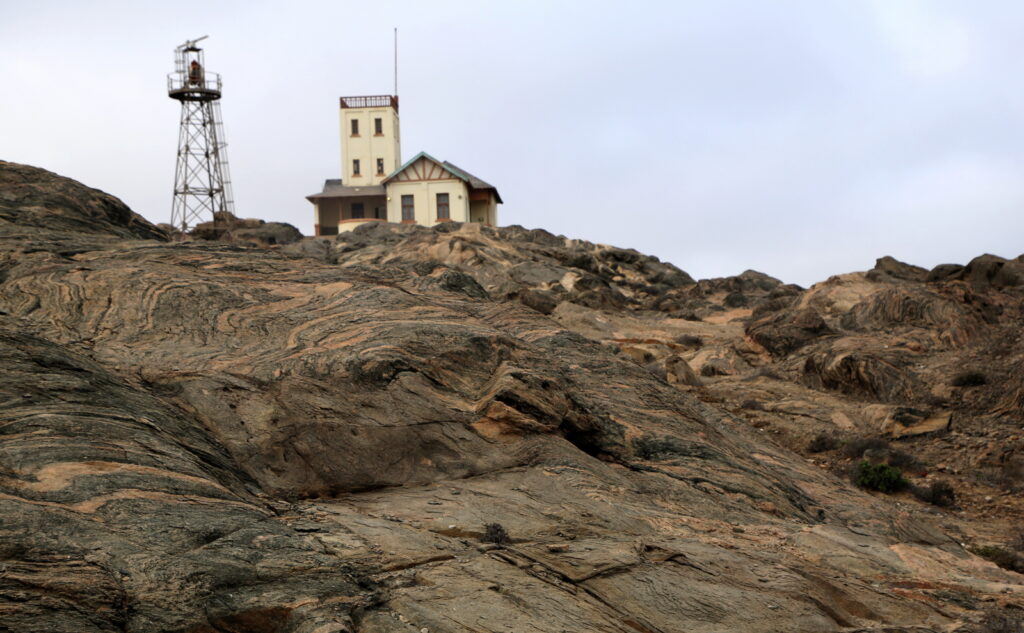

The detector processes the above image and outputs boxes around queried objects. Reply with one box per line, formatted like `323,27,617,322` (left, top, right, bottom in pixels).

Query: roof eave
382,151,470,185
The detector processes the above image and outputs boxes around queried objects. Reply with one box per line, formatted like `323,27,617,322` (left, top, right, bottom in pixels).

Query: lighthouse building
307,95,501,235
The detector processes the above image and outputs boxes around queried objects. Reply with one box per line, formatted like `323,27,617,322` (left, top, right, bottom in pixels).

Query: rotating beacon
167,36,234,232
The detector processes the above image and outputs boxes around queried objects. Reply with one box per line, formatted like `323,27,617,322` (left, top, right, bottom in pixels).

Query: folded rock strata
1,161,1021,632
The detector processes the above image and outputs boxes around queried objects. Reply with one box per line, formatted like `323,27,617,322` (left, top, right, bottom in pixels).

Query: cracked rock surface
0,161,1021,632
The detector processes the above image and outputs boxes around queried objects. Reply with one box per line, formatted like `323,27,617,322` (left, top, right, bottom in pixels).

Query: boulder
880,409,953,438
867,256,928,282
927,263,964,282
231,222,303,246
0,160,166,240
746,307,832,356
665,354,703,386
962,254,1008,287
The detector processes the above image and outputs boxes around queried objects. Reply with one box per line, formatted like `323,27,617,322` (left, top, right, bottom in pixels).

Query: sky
2,1,1023,286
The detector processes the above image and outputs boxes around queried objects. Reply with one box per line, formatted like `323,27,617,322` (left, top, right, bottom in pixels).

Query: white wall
386,180,469,225
339,106,401,185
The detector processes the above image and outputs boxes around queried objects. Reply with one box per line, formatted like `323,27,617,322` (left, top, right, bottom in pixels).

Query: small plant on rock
674,334,703,348
980,609,1024,633
1011,529,1024,553
842,437,890,459
952,371,987,387
911,480,956,507
807,432,840,454
885,448,921,472
973,545,1024,574
482,523,510,544
854,460,908,493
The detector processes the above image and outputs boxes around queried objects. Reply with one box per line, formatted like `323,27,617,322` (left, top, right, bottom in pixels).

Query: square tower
339,95,401,185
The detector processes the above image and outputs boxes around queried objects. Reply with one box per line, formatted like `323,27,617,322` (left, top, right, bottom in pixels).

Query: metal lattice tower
167,36,234,232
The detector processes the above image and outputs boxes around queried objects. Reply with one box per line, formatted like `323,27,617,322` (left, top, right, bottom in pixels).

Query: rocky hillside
0,160,1021,632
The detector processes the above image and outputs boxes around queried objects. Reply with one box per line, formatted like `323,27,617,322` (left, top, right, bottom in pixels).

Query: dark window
374,118,383,135
376,158,384,175
375,206,385,219
352,159,360,176
436,193,450,219
351,202,364,219
350,119,359,136
401,195,414,221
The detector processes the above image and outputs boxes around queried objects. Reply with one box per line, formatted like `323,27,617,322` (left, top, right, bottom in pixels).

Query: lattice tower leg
170,100,233,232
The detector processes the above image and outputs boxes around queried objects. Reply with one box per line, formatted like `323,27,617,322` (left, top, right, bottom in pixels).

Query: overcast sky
2,1,1022,286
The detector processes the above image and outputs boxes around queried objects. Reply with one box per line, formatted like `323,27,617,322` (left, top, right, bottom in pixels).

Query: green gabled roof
381,151,503,203
381,151,465,184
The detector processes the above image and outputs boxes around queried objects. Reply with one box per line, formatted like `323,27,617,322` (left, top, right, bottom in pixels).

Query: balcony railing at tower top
168,71,223,100
339,95,399,111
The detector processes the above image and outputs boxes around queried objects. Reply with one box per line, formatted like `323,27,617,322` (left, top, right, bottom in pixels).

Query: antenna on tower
393,27,398,96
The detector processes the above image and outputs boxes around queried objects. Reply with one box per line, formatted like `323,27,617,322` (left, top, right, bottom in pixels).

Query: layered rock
1,162,1021,632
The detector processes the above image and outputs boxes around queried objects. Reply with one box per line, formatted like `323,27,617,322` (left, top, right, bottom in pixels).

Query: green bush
973,545,1024,574
854,460,908,493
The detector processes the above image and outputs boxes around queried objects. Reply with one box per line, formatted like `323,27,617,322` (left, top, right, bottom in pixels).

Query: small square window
351,202,364,219
374,118,383,135
352,159,360,176
350,119,359,136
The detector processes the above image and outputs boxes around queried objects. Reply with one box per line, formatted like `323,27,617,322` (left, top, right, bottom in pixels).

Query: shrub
753,367,783,380
952,371,987,387
973,545,1024,574
700,363,728,377
977,460,1024,493
841,437,923,472
739,399,764,411
854,461,908,493
842,437,890,459
885,448,921,472
674,334,703,348
911,480,956,507
482,523,510,544
807,432,840,454
1012,530,1024,553
1001,459,1024,491
980,610,1024,633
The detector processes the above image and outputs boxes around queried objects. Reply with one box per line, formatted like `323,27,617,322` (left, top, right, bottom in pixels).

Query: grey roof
306,180,385,200
379,151,503,204
442,160,502,203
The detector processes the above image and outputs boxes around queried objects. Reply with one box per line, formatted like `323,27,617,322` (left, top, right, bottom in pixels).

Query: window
351,202,364,219
350,119,359,136
374,118,383,135
401,195,414,221
352,159,360,176
436,193,450,220
376,158,384,175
